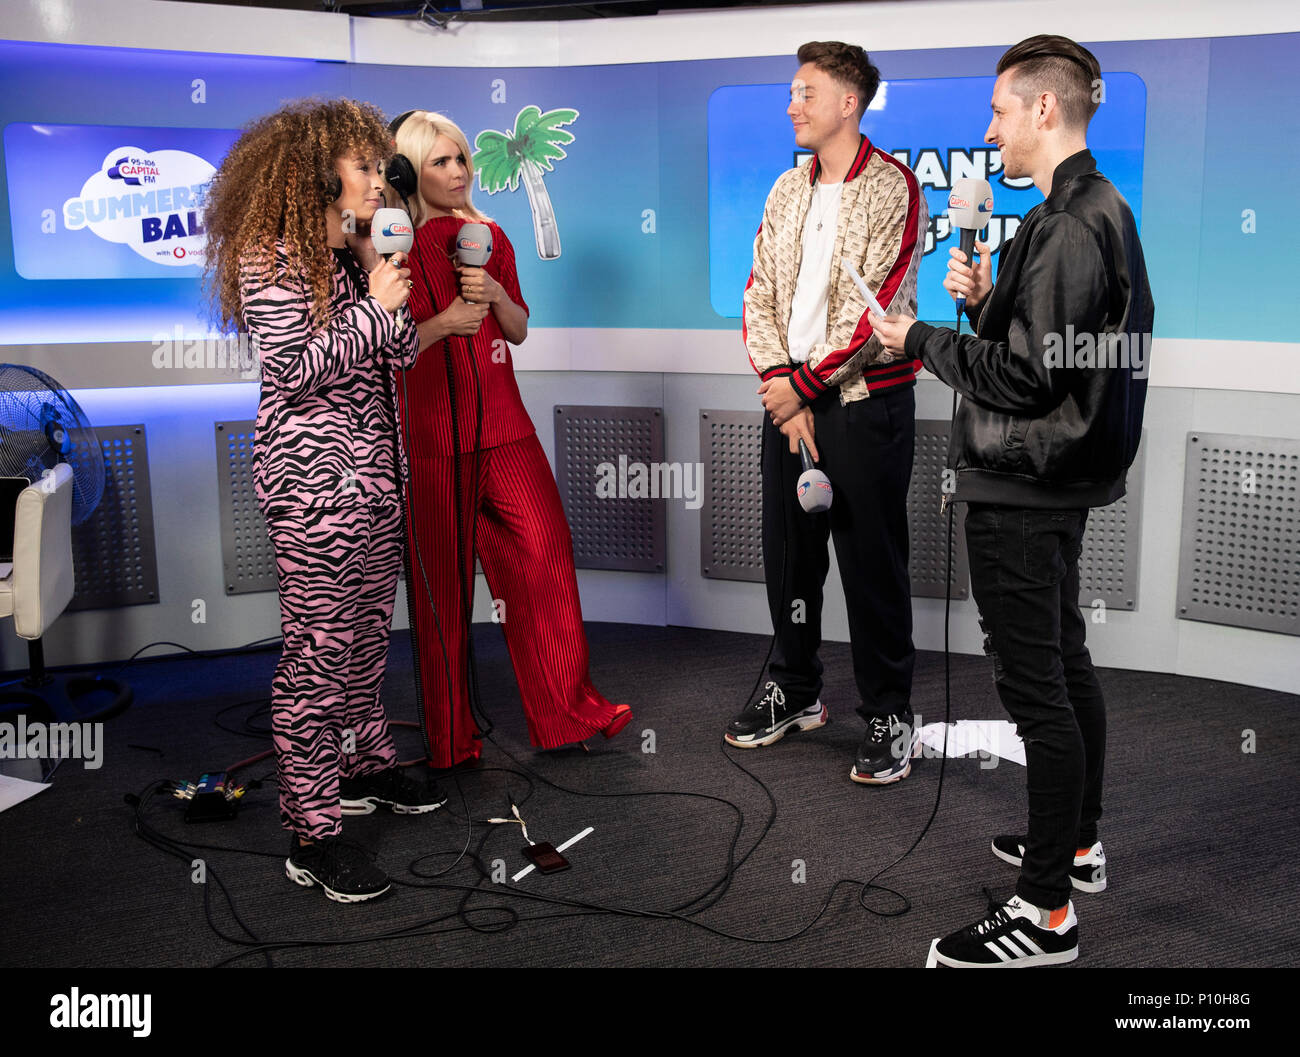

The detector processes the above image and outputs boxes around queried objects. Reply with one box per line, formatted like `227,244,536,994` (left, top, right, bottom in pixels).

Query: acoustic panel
68,425,160,611
908,420,969,600
700,410,764,582
215,421,276,596
1176,433,1300,636
1077,437,1145,611
554,405,666,573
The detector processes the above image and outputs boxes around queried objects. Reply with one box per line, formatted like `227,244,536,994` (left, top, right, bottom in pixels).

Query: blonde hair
391,110,490,227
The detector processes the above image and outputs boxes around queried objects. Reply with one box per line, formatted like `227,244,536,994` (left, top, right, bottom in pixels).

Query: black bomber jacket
905,150,1154,509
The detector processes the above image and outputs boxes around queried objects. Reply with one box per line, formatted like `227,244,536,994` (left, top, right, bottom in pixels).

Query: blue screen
708,74,1147,320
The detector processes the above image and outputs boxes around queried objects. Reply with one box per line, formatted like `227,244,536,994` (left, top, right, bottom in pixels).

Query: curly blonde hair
391,110,490,227
204,98,393,334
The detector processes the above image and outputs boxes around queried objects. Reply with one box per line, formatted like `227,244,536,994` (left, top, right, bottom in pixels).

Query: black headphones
321,169,343,204
385,109,420,203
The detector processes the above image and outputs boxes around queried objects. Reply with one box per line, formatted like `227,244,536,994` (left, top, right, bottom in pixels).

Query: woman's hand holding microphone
456,264,504,306
368,250,413,317
431,264,498,339
438,296,491,337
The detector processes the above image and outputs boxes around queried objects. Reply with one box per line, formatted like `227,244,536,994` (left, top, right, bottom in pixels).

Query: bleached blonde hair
390,110,490,227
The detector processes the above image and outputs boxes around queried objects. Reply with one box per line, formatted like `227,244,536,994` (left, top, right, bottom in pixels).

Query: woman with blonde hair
388,109,632,767
205,98,444,903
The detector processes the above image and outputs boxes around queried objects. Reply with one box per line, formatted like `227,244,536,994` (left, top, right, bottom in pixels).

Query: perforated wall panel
700,410,764,582
554,405,666,573
1176,433,1300,636
68,425,160,611
1077,440,1145,611
908,420,969,600
215,421,276,596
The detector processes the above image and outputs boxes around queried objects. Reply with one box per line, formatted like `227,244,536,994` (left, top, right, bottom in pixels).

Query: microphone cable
374,196,477,874
744,337,960,921
853,317,959,917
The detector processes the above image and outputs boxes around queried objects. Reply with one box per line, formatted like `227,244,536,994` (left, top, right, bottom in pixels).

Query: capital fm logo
63,145,216,267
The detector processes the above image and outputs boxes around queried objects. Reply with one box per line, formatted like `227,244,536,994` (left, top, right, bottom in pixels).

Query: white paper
841,256,887,317
0,772,50,813
917,720,1026,767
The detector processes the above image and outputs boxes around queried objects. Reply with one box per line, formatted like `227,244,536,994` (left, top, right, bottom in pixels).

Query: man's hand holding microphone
871,177,995,356
943,239,993,314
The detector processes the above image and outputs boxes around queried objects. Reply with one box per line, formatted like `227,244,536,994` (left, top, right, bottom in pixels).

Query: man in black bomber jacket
871,35,1153,967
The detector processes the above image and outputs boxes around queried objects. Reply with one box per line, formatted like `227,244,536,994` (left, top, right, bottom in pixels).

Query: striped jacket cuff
790,362,830,402
863,358,921,393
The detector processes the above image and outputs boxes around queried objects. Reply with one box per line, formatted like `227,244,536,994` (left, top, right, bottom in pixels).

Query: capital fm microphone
796,439,832,513
455,222,493,297
947,178,993,315
370,207,414,331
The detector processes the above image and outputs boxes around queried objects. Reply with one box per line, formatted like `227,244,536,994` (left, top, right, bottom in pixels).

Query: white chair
0,463,132,721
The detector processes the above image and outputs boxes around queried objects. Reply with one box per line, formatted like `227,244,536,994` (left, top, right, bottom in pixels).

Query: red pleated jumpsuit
399,215,622,767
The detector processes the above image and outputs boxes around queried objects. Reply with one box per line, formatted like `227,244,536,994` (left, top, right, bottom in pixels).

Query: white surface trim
1,0,350,59
513,330,1300,394
3,0,1297,65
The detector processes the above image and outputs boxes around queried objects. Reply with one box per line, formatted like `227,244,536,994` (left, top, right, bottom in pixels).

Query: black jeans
964,504,1106,909
761,385,915,722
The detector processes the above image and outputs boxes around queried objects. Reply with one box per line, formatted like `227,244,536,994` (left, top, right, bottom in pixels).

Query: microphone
796,438,832,513
370,207,414,332
455,222,493,302
947,178,993,315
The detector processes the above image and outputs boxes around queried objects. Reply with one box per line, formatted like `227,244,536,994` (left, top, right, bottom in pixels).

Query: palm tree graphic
472,105,578,260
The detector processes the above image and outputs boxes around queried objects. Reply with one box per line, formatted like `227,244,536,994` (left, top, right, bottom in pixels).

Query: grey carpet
1,623,1296,967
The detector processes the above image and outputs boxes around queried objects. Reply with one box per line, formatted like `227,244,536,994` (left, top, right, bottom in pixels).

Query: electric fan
0,364,131,731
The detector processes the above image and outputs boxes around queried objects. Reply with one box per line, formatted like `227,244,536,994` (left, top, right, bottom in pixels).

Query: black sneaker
724,681,827,748
925,895,1078,968
285,835,390,903
339,767,448,815
991,835,1108,893
850,711,918,784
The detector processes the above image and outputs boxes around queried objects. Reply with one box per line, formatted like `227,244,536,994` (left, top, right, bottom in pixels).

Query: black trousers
761,385,915,722
964,504,1106,909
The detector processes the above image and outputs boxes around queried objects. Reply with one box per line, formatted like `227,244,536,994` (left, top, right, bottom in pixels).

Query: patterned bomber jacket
743,134,928,404
241,241,420,515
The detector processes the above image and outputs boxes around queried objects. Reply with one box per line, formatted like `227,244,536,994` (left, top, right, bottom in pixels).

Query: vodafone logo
173,247,186,258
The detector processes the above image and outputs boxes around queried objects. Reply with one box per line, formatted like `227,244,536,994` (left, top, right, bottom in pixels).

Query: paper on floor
917,720,1026,766
0,772,50,813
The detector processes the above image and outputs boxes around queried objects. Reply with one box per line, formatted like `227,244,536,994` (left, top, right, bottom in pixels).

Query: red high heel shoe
601,704,634,740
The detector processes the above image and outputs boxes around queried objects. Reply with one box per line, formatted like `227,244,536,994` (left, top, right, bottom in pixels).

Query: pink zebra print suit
241,242,419,840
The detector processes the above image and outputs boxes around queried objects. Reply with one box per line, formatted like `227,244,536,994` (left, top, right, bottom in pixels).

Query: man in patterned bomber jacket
727,41,929,786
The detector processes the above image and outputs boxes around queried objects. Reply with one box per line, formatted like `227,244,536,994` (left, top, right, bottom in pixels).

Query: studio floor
2,622,1296,968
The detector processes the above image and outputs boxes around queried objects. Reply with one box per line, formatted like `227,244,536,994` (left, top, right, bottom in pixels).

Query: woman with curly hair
205,98,443,903
387,110,632,768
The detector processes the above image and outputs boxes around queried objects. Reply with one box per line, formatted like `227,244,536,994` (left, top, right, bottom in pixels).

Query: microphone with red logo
455,222,493,301
370,207,414,332
796,439,832,513
947,178,993,315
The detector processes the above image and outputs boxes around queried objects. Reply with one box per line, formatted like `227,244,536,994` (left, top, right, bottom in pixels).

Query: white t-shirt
786,180,843,364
